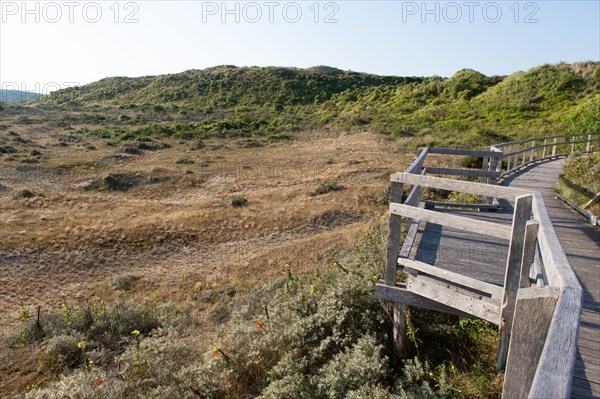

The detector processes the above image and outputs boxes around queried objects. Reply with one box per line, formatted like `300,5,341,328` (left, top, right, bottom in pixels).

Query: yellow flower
429,371,433,378
131,330,141,337
77,341,86,349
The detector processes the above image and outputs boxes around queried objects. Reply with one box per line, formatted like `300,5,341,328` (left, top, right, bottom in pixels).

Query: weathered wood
494,132,600,148
531,141,536,162
404,184,422,207
385,181,403,285
392,303,409,359
587,134,592,153
497,194,533,371
406,147,429,174
502,286,559,398
375,283,473,318
398,257,503,299
529,288,582,398
390,202,512,240
552,137,558,156
519,220,540,289
426,147,499,157
399,202,425,275
423,201,501,211
513,143,520,169
406,275,500,323
391,172,528,200
542,138,547,158
424,167,499,179
531,191,581,289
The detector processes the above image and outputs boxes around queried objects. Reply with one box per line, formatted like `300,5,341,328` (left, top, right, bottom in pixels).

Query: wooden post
513,143,520,169
586,133,592,153
529,141,535,162
506,145,512,171
386,179,409,359
385,181,404,286
392,303,409,359
497,194,533,371
552,137,557,156
571,135,576,154
542,138,547,158
502,287,559,398
486,155,499,204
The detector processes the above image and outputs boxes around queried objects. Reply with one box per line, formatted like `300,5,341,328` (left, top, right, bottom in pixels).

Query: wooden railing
377,132,598,398
493,132,600,178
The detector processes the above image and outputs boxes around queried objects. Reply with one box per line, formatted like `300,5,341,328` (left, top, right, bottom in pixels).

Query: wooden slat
398,257,503,299
391,172,529,200
390,202,512,239
502,286,559,398
426,147,499,157
406,147,428,174
425,167,499,179
375,282,473,318
424,201,501,211
406,275,500,323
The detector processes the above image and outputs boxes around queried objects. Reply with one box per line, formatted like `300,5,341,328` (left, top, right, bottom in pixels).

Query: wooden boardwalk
410,159,600,398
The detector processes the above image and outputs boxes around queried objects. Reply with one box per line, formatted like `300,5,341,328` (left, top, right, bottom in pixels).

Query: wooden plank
502,286,559,398
532,191,581,289
398,202,425,275
424,201,501,211
391,172,529,200
497,194,533,371
425,167,499,179
375,283,473,318
390,202,512,240
398,257,504,299
406,275,500,323
385,181,403,285
426,147,498,157
529,288,583,398
406,147,429,174
520,220,540,288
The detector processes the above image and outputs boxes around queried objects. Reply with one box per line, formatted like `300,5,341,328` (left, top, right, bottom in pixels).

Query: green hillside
40,62,600,147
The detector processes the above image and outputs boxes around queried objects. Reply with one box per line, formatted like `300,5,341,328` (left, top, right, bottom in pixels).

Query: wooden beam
390,202,512,240
398,202,425,275
391,172,528,200
502,286,559,398
406,147,428,174
424,167,499,179
406,276,500,323
424,201,501,211
497,194,533,371
398,257,504,299
426,147,499,157
375,283,474,319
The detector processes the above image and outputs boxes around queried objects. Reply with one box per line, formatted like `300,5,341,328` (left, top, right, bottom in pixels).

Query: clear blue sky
1,1,599,93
